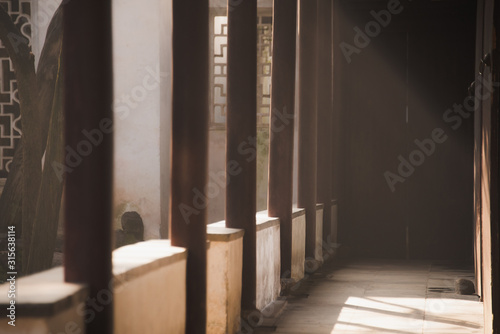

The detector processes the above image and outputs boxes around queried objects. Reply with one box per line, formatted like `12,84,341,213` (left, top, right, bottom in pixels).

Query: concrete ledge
112,240,187,334
291,208,306,281
207,221,244,334
0,267,87,318
256,211,281,310
0,267,87,334
113,240,187,285
0,241,187,334
292,207,305,219
207,221,245,242
256,211,280,231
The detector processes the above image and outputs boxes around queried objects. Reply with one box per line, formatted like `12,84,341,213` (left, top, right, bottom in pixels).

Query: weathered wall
113,241,186,334
256,213,281,310
207,128,270,224
291,208,306,281
315,204,324,263
112,0,171,239
207,222,244,334
31,0,63,67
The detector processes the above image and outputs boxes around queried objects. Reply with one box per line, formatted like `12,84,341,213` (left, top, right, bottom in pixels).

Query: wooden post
63,1,114,333
226,0,258,310
169,1,209,333
331,0,343,245
297,0,318,259
268,0,298,277
489,2,500,330
316,0,333,244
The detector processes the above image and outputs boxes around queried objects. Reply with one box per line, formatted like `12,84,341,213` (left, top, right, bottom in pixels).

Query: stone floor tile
265,259,483,334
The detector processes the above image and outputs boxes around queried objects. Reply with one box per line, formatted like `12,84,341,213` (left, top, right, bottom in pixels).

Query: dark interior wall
336,0,477,260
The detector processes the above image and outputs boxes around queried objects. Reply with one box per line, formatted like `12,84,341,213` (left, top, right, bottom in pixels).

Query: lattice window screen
210,11,273,128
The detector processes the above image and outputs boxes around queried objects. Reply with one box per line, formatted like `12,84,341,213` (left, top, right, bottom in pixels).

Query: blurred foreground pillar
169,1,210,333
63,1,114,333
297,0,319,258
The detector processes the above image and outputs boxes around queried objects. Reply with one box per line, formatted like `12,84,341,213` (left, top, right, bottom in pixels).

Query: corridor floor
258,259,484,334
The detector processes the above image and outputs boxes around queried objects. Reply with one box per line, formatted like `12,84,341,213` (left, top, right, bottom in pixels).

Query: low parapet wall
0,240,187,334
207,222,244,334
256,212,281,311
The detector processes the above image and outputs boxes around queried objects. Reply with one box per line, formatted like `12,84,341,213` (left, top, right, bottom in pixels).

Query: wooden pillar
316,0,333,244
226,0,257,310
331,0,343,245
170,1,209,333
473,0,485,302
476,0,500,332
63,1,114,333
490,2,500,331
297,0,318,258
268,0,297,276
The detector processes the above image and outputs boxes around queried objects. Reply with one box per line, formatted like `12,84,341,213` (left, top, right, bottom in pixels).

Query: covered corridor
0,0,499,333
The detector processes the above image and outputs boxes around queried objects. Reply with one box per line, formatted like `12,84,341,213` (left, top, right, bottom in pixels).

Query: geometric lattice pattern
213,15,227,125
256,16,272,126
0,0,31,178
211,12,273,128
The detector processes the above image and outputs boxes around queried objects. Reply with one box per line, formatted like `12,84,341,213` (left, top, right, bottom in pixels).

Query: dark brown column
170,1,209,333
297,0,318,258
63,1,114,333
316,0,333,244
490,2,500,331
476,1,500,332
473,0,485,301
226,0,257,310
268,0,297,277
331,0,343,245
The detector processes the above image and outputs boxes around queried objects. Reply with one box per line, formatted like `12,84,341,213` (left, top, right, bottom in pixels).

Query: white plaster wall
207,130,226,224
31,0,62,68
291,211,306,281
33,1,173,238
159,0,172,238
207,128,270,224
315,206,324,263
207,229,243,334
112,0,171,239
256,217,281,310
